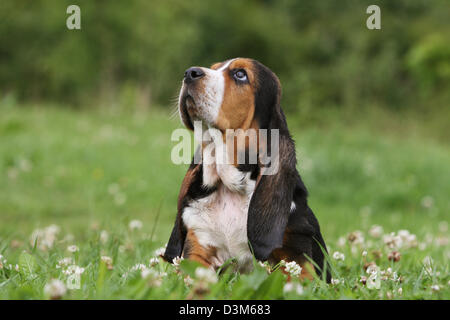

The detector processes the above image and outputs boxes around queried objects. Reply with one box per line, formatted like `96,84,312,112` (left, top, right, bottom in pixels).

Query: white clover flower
421,195,434,209
63,265,85,276
30,225,60,251
172,256,184,267
369,225,383,238
130,263,147,272
101,256,113,265
128,219,143,231
398,287,403,295
337,237,346,247
184,275,194,286
141,268,164,287
283,282,294,293
383,232,403,249
366,264,379,275
362,250,368,257
100,230,109,244
154,245,167,257
431,285,440,292
258,260,272,273
332,251,345,261
330,278,343,285
283,282,304,295
347,230,365,246
423,256,433,267
195,267,218,284
149,257,160,267
56,257,73,269
397,230,417,248
44,279,67,299
140,268,153,279
67,245,79,253
284,261,302,277
366,272,381,290
434,236,449,247
438,221,448,233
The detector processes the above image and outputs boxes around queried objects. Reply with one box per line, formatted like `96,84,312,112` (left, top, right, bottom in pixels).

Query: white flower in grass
366,272,381,290
421,195,434,209
283,282,304,295
30,224,60,251
438,221,448,233
337,237,346,247
141,268,165,287
423,256,434,274
184,275,194,286
140,268,153,279
172,256,184,267
63,265,85,276
44,279,67,299
383,232,403,249
100,230,109,244
128,219,143,231
347,230,365,246
366,263,379,275
149,257,159,267
101,256,113,268
131,263,147,272
330,278,343,285
398,287,403,295
369,225,383,238
154,245,167,257
56,257,73,269
284,261,302,277
15,264,19,272
195,267,218,284
67,245,79,253
258,260,272,273
397,230,417,248
362,250,368,257
332,251,345,261
0,254,5,269
431,285,440,292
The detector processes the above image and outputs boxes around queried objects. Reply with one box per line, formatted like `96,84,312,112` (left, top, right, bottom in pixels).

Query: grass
0,101,448,299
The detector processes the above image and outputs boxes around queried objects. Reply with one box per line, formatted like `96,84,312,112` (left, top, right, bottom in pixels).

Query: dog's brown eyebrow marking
210,61,224,70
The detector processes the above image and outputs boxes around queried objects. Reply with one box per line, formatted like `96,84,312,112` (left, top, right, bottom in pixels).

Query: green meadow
0,102,448,299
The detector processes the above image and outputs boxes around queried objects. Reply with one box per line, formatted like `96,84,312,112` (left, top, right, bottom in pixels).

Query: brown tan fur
184,229,216,267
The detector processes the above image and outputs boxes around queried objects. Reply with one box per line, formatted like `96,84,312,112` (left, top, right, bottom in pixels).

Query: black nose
184,67,205,83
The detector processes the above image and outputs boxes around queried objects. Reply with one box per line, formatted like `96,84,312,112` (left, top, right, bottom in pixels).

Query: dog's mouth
179,91,196,130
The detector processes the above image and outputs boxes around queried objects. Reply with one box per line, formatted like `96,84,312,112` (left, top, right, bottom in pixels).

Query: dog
163,58,330,281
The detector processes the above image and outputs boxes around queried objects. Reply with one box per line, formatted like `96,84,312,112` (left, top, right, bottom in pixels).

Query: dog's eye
233,69,248,82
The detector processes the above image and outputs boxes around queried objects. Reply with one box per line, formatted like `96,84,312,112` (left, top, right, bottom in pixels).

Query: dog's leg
182,229,216,268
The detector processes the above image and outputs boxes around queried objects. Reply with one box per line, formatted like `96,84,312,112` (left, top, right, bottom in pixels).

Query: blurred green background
1,0,449,118
0,1,449,244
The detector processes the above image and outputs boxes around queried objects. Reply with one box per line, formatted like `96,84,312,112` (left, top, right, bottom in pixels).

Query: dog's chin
179,94,213,130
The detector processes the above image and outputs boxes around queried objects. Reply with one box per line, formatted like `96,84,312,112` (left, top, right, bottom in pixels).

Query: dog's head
178,58,282,132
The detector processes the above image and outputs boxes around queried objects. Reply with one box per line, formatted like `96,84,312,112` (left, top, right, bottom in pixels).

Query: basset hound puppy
163,58,330,282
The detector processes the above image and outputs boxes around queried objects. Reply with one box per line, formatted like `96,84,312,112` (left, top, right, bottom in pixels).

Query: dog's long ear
247,60,297,261
247,131,297,260
163,154,202,262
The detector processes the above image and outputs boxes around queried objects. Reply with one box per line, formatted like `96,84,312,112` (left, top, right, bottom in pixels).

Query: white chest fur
182,143,256,272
